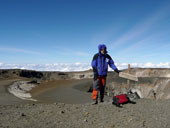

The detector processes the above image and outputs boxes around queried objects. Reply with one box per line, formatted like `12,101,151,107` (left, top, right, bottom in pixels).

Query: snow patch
8,81,37,101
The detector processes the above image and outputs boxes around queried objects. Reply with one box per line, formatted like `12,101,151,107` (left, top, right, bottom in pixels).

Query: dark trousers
92,76,106,100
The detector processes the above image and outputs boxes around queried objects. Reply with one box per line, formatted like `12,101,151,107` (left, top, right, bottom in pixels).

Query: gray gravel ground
0,99,170,128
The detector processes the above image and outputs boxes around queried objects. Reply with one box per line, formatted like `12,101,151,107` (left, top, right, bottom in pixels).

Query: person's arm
91,54,98,80
107,54,120,74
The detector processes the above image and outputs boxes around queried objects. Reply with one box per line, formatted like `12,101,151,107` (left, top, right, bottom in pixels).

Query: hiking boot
92,99,98,105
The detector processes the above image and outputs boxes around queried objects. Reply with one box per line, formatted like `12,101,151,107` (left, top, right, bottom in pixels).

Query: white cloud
109,4,169,50
55,46,90,57
75,51,90,57
0,46,44,55
0,62,3,66
118,62,170,69
0,62,169,71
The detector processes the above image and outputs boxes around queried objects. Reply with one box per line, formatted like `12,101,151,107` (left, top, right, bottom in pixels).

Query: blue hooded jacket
91,44,118,77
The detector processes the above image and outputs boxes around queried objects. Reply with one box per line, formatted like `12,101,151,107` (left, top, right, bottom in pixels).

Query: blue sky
0,0,170,65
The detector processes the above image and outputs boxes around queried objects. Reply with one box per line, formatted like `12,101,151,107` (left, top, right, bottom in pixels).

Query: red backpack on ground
112,94,130,107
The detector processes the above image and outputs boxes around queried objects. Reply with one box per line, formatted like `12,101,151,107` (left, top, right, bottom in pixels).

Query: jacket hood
98,44,107,54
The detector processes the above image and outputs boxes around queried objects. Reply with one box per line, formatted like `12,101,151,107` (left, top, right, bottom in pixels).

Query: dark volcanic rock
0,69,93,80
0,69,21,78
20,70,43,78
58,72,67,76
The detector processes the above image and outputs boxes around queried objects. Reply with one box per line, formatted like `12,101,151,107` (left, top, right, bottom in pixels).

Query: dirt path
0,78,110,105
1,78,170,128
32,79,110,104
0,99,170,128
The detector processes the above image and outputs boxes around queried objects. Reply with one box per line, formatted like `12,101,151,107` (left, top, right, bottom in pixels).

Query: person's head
98,44,107,54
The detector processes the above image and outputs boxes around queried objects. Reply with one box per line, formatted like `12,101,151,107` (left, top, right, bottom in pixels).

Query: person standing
91,44,120,104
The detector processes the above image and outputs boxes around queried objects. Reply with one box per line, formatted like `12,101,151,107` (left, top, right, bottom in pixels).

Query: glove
93,73,98,80
114,68,120,74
